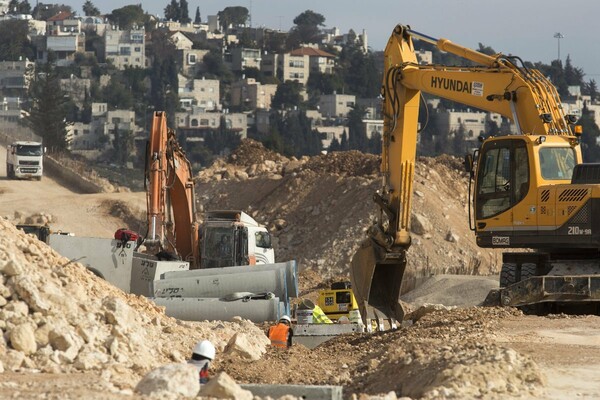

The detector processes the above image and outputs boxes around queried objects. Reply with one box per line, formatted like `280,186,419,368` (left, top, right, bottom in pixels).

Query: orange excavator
144,111,200,267
143,111,276,270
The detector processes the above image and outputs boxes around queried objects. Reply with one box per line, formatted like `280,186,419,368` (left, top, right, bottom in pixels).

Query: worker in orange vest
267,315,293,348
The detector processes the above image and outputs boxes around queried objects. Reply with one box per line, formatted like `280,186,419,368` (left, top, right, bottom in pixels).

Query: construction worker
267,315,293,348
188,340,215,384
312,304,333,324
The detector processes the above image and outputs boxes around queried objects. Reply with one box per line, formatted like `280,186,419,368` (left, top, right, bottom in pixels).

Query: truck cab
200,210,275,269
6,141,44,180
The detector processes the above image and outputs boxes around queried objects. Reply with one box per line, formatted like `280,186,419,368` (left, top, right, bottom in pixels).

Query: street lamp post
554,32,564,61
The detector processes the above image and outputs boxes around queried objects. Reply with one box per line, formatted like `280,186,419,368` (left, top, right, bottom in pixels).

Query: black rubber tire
499,263,517,288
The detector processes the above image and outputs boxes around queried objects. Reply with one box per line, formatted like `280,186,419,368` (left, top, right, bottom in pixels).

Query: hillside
195,140,502,292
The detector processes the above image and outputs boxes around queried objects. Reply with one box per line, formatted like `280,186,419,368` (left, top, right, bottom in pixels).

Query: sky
61,0,600,79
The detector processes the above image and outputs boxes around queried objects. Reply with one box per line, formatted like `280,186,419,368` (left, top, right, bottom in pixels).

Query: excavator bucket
350,239,407,331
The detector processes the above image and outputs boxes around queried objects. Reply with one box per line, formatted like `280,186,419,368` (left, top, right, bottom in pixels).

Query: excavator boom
145,111,200,267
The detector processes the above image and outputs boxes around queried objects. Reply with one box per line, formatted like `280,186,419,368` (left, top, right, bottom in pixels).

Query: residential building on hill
318,93,356,118
104,26,146,69
230,78,277,110
290,46,336,74
0,60,35,97
178,75,220,111
262,53,310,85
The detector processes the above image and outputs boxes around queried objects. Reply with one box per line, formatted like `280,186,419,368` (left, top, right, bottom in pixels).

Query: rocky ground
2,139,600,399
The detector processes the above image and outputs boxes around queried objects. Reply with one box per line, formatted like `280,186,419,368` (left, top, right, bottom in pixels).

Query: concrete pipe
152,297,285,323
160,261,299,298
153,269,285,300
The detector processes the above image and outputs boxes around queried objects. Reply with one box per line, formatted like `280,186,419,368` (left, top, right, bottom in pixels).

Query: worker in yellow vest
267,315,293,348
312,305,333,324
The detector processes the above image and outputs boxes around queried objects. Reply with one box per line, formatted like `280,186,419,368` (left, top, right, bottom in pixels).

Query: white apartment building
176,111,248,138
230,78,277,110
177,48,210,77
39,11,85,66
226,47,262,72
262,53,310,85
0,60,35,96
316,125,346,149
290,46,336,74
0,97,25,123
104,26,146,69
178,75,220,110
318,93,356,118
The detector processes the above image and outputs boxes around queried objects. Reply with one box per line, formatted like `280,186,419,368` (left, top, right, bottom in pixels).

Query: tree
7,0,18,14
18,0,31,14
201,48,233,84
82,0,100,16
0,19,34,61
271,81,303,110
287,10,325,48
164,0,180,21
112,125,134,166
338,41,380,98
307,71,343,97
32,3,71,20
25,62,70,151
347,105,368,151
194,6,201,24
579,104,600,162
452,124,467,155
179,0,190,23
101,76,134,110
477,43,496,56
292,10,325,27
585,79,598,103
148,29,179,127
203,117,242,155
108,5,148,29
217,6,248,30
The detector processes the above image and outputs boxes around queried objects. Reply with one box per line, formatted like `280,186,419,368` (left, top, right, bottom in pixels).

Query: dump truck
6,141,44,180
351,24,594,331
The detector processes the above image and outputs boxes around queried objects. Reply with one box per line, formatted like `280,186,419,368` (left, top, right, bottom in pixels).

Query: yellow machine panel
317,282,358,321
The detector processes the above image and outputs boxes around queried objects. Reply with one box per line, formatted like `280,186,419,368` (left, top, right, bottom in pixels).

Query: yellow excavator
351,24,596,331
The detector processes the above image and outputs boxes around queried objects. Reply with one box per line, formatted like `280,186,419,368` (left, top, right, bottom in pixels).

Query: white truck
200,210,275,268
6,141,44,180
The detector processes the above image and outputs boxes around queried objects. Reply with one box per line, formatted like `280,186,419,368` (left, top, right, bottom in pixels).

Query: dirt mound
196,142,503,294
303,151,379,176
228,139,288,167
223,307,544,398
0,218,269,390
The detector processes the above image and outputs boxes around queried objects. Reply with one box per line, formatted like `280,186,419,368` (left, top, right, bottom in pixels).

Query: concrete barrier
240,384,343,400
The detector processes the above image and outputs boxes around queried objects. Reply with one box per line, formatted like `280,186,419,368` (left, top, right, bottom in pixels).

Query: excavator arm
145,111,200,268
351,24,578,331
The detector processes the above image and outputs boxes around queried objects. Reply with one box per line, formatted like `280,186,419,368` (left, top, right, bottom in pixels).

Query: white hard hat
279,315,291,324
192,340,216,360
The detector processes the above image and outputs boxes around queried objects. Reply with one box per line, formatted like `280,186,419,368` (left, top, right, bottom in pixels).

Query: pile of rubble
0,218,270,392
223,306,544,398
